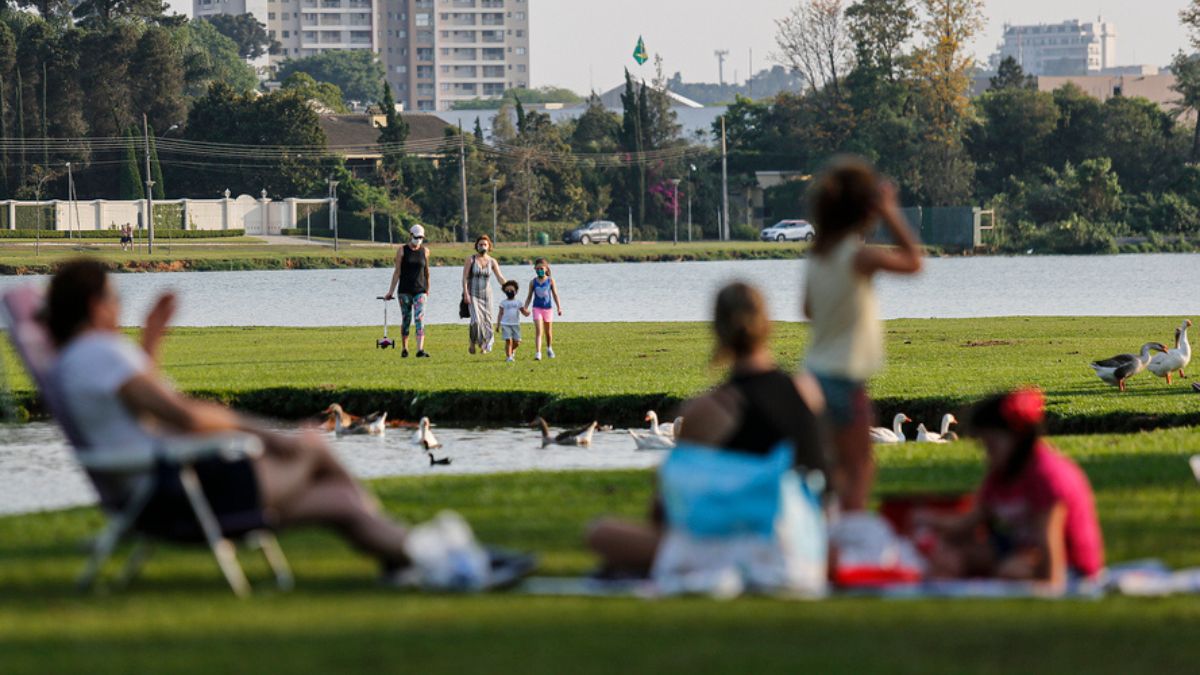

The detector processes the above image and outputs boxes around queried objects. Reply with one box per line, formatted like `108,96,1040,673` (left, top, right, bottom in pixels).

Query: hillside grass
2,428,1199,673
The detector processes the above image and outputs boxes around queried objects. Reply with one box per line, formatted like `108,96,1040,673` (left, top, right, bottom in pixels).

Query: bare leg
586,518,661,575
545,321,554,349
834,422,874,512
535,318,545,355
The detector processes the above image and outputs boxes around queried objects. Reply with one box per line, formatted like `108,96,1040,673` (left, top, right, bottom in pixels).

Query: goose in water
427,452,451,466
321,403,359,432
916,414,959,444
335,410,387,437
629,429,676,451
413,417,441,450
1090,342,1168,391
1149,320,1192,385
644,411,678,438
533,417,597,447
870,413,911,444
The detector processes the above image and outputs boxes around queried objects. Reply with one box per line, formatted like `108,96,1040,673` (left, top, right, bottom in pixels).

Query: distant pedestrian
119,224,133,252
497,280,529,363
383,224,432,358
461,234,507,354
803,156,923,513
523,258,563,361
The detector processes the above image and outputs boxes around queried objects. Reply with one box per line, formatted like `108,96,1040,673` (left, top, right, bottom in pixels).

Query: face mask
477,245,488,254
505,291,516,299
536,269,546,278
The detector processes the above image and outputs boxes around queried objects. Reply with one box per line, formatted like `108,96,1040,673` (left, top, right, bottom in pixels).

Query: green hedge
0,229,246,239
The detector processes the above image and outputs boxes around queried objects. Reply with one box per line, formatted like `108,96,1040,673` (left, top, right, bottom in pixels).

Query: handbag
459,299,470,319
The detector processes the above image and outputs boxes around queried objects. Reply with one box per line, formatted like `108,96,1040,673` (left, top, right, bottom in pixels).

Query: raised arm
854,181,923,277
141,292,177,366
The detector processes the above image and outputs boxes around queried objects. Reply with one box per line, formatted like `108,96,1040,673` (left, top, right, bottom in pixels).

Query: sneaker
401,349,410,358
416,350,430,358
534,352,542,361
547,347,556,359
506,355,515,363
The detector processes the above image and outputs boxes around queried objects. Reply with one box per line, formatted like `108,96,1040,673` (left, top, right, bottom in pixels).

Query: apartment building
988,19,1117,76
195,0,531,112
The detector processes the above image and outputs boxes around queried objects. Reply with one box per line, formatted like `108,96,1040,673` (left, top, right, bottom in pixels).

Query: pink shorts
531,307,554,323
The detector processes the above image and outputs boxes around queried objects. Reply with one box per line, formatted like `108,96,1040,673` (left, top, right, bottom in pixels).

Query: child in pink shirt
918,389,1104,587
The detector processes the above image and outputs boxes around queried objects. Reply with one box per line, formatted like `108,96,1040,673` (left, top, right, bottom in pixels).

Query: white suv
761,220,815,242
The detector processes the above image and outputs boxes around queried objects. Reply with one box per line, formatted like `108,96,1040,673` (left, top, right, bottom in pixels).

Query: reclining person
586,282,830,579
44,259,507,586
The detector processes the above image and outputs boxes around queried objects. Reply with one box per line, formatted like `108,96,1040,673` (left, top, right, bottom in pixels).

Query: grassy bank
3,318,1199,432
0,240,810,274
2,428,1199,673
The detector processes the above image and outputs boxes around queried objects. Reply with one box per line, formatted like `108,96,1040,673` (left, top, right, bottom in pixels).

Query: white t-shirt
804,236,884,381
54,332,157,453
499,298,523,326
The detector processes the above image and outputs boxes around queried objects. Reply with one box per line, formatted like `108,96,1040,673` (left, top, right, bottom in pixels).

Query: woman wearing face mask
461,234,508,354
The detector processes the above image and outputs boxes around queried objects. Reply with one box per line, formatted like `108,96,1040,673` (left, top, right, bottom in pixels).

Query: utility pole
66,161,76,240
670,178,681,245
327,178,340,252
524,157,532,247
143,114,155,253
687,164,695,242
714,49,729,87
459,125,469,243
720,115,730,242
490,177,498,242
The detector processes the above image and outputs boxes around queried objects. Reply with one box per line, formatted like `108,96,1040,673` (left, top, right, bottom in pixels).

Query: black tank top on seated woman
718,369,827,475
398,244,428,295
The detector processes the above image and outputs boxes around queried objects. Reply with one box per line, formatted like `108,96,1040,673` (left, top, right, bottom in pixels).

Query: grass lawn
0,239,809,274
2,428,1199,673
4,317,1197,431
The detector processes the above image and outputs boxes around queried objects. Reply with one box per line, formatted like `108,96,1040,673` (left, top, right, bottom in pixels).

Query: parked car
563,220,620,245
761,219,815,242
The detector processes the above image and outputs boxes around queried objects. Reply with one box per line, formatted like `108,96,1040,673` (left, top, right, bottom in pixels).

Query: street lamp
490,177,499,242
670,178,682,245
327,178,340,252
688,164,696,242
33,172,51,257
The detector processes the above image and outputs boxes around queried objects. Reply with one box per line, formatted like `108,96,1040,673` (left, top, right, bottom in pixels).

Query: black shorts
119,236,132,244
135,457,267,542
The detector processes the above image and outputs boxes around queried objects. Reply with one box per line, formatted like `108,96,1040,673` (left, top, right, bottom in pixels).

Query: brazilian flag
633,35,648,65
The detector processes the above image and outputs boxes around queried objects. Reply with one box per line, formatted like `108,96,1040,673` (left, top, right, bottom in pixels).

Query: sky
165,0,1193,92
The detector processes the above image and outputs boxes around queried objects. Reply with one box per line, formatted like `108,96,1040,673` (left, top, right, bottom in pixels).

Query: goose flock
870,413,958,444
1090,319,1192,391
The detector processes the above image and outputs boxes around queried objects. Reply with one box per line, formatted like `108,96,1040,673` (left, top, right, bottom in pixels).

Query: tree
72,0,166,26
970,87,1058,197
1098,96,1179,193
377,81,408,194
989,56,1035,91
1048,83,1104,167
773,0,853,96
178,19,259,95
1170,52,1200,161
131,26,186,133
201,13,277,60
0,21,13,194
275,50,386,104
473,116,484,143
78,22,139,137
281,72,348,113
846,0,915,83
909,0,986,205
22,1,74,21
118,126,144,201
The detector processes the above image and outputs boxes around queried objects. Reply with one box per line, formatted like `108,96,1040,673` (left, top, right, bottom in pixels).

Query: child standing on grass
497,280,529,363
803,156,922,514
523,258,563,361
915,389,1104,588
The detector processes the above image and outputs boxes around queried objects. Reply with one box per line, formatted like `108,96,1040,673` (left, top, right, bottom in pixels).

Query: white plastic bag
402,511,490,591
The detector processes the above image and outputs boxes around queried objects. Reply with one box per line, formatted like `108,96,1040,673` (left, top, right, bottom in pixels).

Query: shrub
0,229,245,239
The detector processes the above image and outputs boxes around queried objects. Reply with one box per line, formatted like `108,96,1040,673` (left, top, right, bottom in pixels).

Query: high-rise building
194,0,531,112
989,18,1117,76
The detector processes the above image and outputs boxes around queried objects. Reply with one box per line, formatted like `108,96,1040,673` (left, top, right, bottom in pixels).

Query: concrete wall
4,196,326,234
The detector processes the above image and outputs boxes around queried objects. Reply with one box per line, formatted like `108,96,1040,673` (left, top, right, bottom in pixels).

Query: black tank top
397,244,427,294
720,369,827,474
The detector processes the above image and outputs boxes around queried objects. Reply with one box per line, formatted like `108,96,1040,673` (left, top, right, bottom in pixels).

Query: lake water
0,423,664,515
0,254,1196,327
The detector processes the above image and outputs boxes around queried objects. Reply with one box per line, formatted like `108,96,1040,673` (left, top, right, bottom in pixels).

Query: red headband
1000,388,1044,433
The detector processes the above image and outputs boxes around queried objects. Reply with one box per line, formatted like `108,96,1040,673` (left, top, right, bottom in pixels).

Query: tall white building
194,0,531,112
989,19,1117,76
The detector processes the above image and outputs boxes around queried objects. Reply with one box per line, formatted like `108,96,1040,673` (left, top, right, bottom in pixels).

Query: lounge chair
1,285,292,597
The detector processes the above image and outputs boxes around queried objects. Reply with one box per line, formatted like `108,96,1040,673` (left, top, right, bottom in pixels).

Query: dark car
563,220,620,245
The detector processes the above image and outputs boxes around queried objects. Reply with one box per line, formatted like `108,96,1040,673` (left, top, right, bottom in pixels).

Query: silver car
761,219,815,242
564,221,620,245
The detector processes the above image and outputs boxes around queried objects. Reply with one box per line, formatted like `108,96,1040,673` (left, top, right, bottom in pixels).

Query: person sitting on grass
915,389,1105,588
497,280,529,363
586,282,829,577
44,259,528,588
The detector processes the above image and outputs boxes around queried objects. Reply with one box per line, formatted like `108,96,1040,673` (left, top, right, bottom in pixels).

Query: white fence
1,195,333,235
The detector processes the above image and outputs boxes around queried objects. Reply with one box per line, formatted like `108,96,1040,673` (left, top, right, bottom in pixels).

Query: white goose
413,417,441,450
629,429,676,451
644,411,677,438
336,410,387,437
1149,320,1192,385
870,413,911,444
916,414,958,444
1091,342,1169,391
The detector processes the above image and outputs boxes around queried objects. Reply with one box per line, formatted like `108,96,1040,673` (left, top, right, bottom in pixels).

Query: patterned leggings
399,293,427,338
